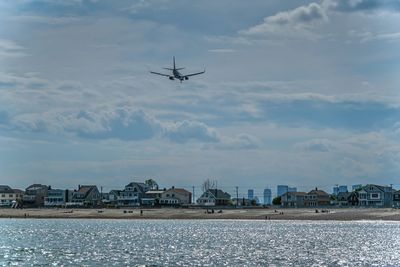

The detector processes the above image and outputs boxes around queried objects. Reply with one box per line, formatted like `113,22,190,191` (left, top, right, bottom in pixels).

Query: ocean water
0,219,399,266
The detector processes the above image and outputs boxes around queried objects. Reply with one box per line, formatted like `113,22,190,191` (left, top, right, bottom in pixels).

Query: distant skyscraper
263,188,272,205
277,185,296,197
277,185,287,197
248,189,254,200
333,185,349,195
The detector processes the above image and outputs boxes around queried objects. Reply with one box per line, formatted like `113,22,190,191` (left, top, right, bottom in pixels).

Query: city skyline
1,0,399,190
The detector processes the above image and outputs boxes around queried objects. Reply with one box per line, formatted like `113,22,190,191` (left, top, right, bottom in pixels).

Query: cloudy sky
1,0,399,197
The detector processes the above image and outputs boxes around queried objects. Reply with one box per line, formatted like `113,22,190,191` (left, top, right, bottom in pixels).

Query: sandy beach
1,207,400,221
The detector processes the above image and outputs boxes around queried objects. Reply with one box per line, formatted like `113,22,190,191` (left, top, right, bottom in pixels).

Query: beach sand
1,207,400,221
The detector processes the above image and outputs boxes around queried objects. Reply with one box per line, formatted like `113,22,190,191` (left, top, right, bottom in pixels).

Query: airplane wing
150,71,170,77
184,70,205,77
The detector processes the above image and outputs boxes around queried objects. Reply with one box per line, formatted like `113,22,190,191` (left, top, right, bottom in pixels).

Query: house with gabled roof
23,184,49,207
304,188,330,207
196,189,231,206
281,191,307,207
0,185,23,207
117,182,150,207
357,184,393,207
160,187,191,205
69,185,101,207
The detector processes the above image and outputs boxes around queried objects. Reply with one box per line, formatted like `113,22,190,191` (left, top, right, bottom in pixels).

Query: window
1,194,4,197
9,194,13,198
370,193,380,199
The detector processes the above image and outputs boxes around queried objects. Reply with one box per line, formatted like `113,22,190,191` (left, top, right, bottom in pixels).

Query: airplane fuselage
150,57,205,82
172,69,187,81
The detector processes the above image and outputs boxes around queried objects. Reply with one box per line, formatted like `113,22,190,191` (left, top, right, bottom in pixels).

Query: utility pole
192,186,195,204
390,184,393,207
236,186,239,208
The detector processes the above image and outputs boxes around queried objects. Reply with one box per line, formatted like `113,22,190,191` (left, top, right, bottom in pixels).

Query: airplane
150,57,205,82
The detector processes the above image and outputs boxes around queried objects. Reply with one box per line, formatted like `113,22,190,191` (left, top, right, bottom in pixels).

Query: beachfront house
142,189,164,206
69,185,101,207
393,190,400,208
106,190,121,207
196,189,231,206
304,188,330,207
44,189,72,207
160,187,192,205
281,192,307,207
347,191,359,206
357,184,393,207
23,184,49,207
0,185,23,207
231,198,252,207
331,192,351,207
117,182,150,207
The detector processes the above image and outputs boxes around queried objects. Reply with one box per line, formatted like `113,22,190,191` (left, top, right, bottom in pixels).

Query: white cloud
240,3,327,36
0,39,25,58
349,30,400,43
328,0,400,13
212,133,259,150
294,139,334,152
163,120,220,143
207,49,236,53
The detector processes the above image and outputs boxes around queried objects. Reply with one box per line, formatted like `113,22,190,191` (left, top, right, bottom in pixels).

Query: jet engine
169,76,174,80
184,76,189,80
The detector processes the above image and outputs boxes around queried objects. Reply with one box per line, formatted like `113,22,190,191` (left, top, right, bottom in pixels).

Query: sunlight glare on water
0,219,400,266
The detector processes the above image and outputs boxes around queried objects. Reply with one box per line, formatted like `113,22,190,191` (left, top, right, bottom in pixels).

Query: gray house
357,184,393,207
197,189,231,206
23,184,49,207
69,185,101,207
117,182,150,207
393,190,400,208
281,192,306,207
0,185,23,207
332,192,351,207
44,189,72,207
160,187,192,206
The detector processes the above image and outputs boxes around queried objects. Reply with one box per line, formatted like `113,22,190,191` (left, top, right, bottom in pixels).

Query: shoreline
1,208,400,221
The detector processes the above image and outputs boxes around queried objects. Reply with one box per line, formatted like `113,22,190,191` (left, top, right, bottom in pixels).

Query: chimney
78,184,81,190
315,187,318,191
172,186,175,189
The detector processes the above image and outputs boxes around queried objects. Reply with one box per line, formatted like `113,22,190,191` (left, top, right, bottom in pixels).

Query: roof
125,182,149,193
109,190,121,195
12,189,24,194
0,185,12,193
202,189,231,199
165,188,191,195
146,190,165,194
78,185,98,194
26,184,48,191
363,184,394,192
307,189,329,196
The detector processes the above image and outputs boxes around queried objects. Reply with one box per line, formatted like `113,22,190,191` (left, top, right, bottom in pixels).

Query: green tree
145,179,159,190
272,196,281,205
